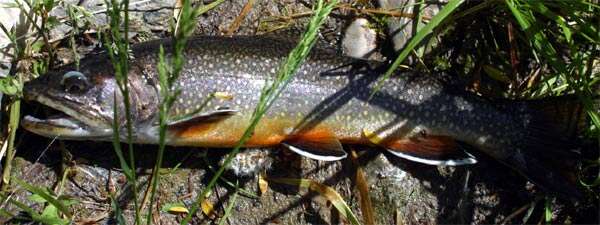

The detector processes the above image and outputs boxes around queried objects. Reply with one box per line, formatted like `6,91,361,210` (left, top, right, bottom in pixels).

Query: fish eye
61,71,89,93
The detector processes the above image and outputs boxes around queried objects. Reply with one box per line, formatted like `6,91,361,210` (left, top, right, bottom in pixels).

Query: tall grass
371,0,465,95
146,0,225,224
0,0,59,190
375,0,599,192
181,0,338,223
503,0,599,188
102,0,145,224
1,0,597,223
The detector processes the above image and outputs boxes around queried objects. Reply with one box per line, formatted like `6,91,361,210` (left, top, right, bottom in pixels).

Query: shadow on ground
4,130,598,224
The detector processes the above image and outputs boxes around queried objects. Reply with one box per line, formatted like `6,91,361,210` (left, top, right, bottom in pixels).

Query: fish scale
22,36,583,199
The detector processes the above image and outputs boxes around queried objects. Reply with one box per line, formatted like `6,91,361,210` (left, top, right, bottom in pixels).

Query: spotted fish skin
22,36,581,198
127,37,517,155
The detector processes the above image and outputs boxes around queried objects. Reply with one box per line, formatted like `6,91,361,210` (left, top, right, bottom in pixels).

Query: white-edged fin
281,129,347,161
387,149,478,166
282,143,347,161
167,109,237,127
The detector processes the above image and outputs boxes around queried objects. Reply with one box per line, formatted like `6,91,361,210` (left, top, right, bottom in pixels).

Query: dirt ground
2,0,599,224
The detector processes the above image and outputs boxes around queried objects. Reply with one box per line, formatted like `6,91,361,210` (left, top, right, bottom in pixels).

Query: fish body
22,36,581,198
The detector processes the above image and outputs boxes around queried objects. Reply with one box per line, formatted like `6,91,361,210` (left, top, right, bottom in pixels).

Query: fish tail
509,95,589,200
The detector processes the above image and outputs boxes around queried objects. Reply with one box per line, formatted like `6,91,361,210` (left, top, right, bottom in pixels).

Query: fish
21,36,584,199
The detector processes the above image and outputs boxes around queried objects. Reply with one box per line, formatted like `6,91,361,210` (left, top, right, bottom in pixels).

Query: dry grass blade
173,0,183,22
350,150,375,225
225,0,255,35
0,138,7,164
269,177,361,225
258,172,269,195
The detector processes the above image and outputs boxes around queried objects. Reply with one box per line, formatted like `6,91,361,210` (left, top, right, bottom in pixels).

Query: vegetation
0,0,598,224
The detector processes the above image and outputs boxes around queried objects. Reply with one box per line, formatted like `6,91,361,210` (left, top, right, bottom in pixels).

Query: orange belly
167,115,365,148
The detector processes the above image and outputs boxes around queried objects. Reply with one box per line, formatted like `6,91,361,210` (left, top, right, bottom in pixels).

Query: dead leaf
258,172,268,195
269,177,360,225
201,199,216,219
351,149,375,225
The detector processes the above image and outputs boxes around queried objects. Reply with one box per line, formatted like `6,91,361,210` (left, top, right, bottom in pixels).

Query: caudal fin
509,95,588,200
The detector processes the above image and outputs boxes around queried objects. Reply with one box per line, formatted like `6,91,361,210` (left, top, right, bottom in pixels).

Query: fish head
22,58,158,140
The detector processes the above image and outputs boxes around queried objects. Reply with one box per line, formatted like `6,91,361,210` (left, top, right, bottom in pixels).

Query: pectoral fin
363,129,476,166
167,108,237,127
282,128,347,161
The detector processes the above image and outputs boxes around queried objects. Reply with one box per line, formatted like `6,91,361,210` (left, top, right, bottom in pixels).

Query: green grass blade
1,98,20,190
145,1,226,224
506,0,600,187
528,0,572,43
544,197,552,223
371,0,464,97
110,194,127,225
180,0,338,224
200,156,259,198
103,0,142,223
217,182,239,225
12,177,72,218
0,193,46,223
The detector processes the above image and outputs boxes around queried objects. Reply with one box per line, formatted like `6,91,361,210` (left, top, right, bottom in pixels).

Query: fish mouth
21,94,113,140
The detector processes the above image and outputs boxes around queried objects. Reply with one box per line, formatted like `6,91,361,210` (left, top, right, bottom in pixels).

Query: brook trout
22,36,582,198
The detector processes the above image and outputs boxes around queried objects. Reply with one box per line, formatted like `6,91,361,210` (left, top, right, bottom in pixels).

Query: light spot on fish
284,127,294,135
476,135,490,145
453,96,474,111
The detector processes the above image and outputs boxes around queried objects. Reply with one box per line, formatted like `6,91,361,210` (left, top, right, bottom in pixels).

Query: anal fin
363,129,476,166
282,128,347,161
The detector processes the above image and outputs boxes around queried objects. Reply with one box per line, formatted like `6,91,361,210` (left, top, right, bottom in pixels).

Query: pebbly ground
2,0,599,224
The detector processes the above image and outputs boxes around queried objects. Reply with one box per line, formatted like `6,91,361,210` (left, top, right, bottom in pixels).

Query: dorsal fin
282,128,347,161
363,129,477,166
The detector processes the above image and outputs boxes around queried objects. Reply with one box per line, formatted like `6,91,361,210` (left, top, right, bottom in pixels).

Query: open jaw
21,95,114,140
